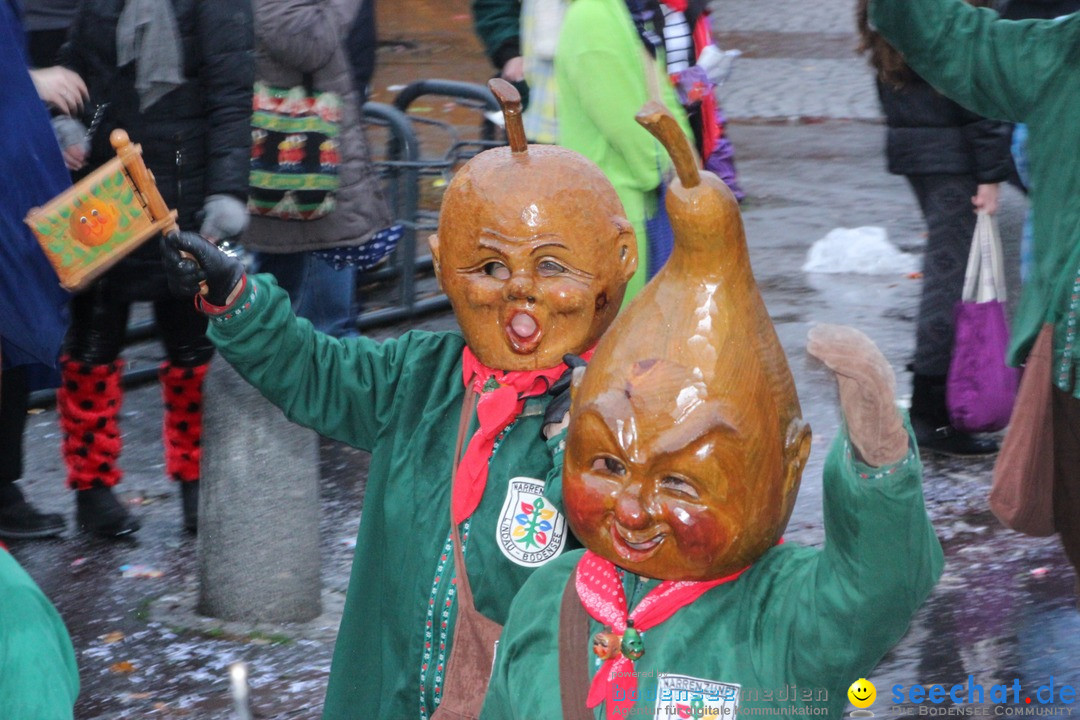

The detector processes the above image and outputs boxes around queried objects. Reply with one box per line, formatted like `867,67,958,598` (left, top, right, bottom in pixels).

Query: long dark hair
856,0,995,87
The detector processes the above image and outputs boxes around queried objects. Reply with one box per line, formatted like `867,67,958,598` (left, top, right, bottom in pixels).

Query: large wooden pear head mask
430,80,638,371
563,104,812,581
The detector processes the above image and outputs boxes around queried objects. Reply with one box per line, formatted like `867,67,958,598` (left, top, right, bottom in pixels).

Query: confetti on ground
71,557,87,568
102,631,125,644
1030,567,1050,577
907,272,924,279
109,661,136,674
121,692,153,701
120,564,163,579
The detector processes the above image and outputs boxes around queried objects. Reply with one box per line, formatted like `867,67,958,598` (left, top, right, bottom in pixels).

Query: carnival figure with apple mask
162,81,636,720
481,104,943,720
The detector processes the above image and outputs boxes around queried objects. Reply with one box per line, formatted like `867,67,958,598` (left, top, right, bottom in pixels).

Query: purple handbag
946,212,1019,433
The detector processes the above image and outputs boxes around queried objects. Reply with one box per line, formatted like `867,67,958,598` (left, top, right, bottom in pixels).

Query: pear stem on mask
635,101,700,189
488,78,528,154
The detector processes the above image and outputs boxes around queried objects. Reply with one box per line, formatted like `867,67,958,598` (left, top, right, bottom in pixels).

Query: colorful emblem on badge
496,477,567,567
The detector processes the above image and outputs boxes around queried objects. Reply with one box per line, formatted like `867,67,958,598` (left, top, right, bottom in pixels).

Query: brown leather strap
560,571,594,720
450,385,478,608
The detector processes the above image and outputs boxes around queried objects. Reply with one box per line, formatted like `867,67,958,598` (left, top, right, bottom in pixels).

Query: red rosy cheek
663,502,724,559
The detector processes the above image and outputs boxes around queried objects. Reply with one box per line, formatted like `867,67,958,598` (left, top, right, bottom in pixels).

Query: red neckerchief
660,0,721,158
453,347,593,524
576,549,754,719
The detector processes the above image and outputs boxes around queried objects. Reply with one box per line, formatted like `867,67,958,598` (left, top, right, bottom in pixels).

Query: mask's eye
590,456,626,476
658,475,700,499
483,261,510,280
537,259,566,277
79,216,88,224
90,209,100,217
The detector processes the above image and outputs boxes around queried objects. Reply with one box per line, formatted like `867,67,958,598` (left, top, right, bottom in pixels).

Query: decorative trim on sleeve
195,276,259,326
846,439,917,481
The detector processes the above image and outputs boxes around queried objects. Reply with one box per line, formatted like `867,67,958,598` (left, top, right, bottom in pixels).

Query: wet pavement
7,0,1080,717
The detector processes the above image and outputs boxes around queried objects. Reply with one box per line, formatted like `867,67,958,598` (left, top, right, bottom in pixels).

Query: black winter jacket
877,75,1013,183
1001,0,1080,19
61,0,253,298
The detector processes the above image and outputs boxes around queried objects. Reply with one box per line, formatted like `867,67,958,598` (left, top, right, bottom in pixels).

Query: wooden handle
111,129,206,294
488,78,528,153
635,101,700,189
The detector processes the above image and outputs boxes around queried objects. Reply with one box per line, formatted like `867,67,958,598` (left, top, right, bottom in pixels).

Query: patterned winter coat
241,0,391,254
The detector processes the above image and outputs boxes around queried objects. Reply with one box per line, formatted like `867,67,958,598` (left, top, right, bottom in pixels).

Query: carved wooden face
430,146,637,371
69,198,118,247
563,358,808,581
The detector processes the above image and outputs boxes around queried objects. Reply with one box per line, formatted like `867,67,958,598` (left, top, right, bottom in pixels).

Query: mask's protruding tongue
510,313,538,338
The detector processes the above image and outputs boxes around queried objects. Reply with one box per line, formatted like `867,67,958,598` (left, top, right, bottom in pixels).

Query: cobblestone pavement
712,0,882,121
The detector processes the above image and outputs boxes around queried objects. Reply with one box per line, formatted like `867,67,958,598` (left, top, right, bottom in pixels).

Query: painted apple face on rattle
69,197,118,247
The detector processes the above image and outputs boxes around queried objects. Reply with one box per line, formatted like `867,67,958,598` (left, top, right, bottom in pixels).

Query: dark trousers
1052,384,1080,578
0,365,28,483
66,284,213,368
906,174,980,377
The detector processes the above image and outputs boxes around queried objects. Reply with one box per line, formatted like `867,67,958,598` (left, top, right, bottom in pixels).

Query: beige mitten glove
806,324,909,467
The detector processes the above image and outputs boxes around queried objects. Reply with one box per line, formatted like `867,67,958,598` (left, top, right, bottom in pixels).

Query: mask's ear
782,418,812,496
428,233,443,290
613,218,638,281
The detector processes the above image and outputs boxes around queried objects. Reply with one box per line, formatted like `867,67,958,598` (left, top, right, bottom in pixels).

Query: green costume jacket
207,276,574,719
870,0,1080,396
555,0,692,299
0,549,79,719
481,428,944,719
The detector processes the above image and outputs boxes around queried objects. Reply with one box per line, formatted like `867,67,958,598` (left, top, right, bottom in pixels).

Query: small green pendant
621,619,645,661
483,376,500,393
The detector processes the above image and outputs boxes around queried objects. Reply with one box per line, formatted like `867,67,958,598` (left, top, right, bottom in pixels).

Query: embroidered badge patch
496,477,567,567
654,674,741,718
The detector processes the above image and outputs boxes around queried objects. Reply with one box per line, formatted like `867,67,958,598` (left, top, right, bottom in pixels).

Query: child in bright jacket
479,105,943,720
161,84,638,719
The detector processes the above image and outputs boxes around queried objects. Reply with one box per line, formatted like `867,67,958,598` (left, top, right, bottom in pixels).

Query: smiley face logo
848,678,877,709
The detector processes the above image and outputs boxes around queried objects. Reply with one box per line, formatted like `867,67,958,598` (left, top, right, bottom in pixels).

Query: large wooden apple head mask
563,104,812,581
429,80,637,371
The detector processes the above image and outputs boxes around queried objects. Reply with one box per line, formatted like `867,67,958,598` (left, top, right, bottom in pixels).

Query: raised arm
869,0,1080,123
161,232,425,450
767,326,944,683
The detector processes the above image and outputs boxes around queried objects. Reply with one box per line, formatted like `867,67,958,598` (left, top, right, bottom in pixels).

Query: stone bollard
197,357,322,622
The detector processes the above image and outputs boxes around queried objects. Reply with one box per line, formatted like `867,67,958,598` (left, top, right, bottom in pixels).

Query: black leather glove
540,353,588,440
161,231,245,307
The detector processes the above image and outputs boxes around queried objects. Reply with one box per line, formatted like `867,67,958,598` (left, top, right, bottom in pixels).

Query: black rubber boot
181,481,198,534
0,483,65,540
76,484,140,538
910,374,999,457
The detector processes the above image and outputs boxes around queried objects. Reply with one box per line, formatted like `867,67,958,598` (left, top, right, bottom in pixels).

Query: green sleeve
206,274,441,451
471,0,522,67
541,426,568,510
869,0,1080,122
0,553,79,720
559,4,691,193
769,420,943,685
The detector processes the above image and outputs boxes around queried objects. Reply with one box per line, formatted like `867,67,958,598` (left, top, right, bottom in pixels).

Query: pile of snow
802,226,920,275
